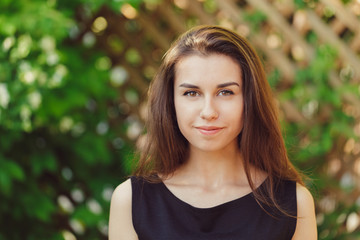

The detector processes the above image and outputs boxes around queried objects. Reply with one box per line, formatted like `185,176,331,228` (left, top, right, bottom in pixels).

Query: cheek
223,99,244,119
226,105,244,132
232,110,244,128
174,97,182,121
175,106,192,126
174,98,187,126
174,99,197,133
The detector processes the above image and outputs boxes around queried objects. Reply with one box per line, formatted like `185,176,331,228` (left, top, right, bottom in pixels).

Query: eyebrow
179,82,240,88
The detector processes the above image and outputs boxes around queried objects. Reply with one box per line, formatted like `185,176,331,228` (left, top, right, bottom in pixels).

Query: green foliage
202,0,218,14
294,0,319,9
243,10,267,31
282,44,355,162
281,42,360,238
0,0,135,239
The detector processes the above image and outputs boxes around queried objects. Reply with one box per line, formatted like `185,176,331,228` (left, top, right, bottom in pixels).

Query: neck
178,146,246,189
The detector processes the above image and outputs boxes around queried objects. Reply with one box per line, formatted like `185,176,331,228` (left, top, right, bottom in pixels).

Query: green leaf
22,189,56,222
0,169,11,195
6,161,25,181
31,152,58,176
0,16,17,36
0,157,25,195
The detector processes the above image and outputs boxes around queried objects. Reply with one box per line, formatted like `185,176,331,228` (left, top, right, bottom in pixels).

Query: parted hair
134,25,303,215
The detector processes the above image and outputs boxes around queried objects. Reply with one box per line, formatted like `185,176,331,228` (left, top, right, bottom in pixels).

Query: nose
200,97,219,120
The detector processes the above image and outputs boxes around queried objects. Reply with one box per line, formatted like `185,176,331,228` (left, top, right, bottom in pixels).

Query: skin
168,54,258,208
108,54,317,239
174,54,244,156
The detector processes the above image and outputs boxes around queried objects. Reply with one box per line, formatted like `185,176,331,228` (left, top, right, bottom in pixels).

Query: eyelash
183,90,200,97
183,89,234,97
218,89,234,96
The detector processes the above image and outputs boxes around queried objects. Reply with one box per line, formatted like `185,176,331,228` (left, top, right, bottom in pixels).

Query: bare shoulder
111,178,132,206
109,178,138,240
296,183,315,212
292,183,317,240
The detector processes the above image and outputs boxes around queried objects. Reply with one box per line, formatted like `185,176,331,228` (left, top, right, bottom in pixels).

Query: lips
195,126,224,135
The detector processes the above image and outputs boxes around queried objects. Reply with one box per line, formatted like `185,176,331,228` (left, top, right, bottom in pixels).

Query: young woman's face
174,54,244,153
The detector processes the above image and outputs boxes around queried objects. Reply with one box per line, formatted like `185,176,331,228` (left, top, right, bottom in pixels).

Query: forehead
174,54,242,85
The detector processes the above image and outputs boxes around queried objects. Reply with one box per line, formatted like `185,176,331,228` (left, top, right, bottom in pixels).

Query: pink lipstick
196,126,223,136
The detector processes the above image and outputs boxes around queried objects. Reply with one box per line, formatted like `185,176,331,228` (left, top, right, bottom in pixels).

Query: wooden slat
306,10,360,81
330,18,347,35
157,1,187,34
215,0,297,82
350,32,360,52
247,0,315,60
320,0,360,33
137,14,171,50
185,0,217,25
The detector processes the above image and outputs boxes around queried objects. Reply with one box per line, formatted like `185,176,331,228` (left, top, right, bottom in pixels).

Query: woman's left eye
218,89,234,96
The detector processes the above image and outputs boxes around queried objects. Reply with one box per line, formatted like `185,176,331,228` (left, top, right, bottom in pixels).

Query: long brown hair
134,25,303,215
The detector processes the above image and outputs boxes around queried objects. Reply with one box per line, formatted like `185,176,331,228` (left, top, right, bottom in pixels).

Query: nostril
200,109,219,120
200,98,219,120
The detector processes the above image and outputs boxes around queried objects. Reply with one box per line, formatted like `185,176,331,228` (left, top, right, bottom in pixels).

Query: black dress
131,176,297,240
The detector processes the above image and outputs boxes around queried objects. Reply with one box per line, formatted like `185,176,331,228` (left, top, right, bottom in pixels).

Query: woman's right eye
183,91,199,97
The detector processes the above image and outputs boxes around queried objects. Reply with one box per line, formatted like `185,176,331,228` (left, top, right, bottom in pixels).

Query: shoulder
111,178,132,204
295,183,316,219
296,183,314,209
292,183,317,240
109,178,138,240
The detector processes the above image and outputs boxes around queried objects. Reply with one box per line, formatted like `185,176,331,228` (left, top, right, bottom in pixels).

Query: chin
191,143,236,154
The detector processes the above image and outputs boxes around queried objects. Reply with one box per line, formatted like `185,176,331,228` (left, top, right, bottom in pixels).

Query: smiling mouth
195,126,224,135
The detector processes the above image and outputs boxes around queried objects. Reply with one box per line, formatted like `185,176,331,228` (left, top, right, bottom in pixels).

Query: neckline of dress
159,177,268,213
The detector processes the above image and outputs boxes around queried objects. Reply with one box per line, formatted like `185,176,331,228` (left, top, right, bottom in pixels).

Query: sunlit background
0,0,360,239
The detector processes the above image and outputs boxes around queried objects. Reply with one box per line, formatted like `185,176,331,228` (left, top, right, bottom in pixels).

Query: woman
109,25,317,239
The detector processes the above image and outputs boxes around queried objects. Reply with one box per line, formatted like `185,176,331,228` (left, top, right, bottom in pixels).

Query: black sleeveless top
131,176,297,240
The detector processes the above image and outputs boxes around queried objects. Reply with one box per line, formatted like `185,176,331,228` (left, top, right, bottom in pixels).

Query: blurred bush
0,0,138,239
